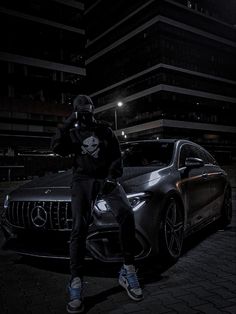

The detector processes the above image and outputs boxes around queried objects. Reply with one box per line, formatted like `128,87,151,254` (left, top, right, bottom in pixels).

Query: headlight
4,194,9,209
95,192,150,212
127,192,149,211
95,199,110,212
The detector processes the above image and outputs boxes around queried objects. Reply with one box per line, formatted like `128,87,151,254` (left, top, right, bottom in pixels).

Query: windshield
121,142,174,167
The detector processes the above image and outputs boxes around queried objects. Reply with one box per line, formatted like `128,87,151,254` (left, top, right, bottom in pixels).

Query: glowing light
148,171,161,187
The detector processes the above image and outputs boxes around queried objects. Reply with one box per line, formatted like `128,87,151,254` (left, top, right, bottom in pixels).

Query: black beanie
73,95,94,112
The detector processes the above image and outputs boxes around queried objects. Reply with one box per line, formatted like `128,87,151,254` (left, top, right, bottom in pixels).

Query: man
51,95,143,313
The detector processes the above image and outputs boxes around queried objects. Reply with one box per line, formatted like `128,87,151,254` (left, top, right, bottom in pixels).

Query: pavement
0,184,235,314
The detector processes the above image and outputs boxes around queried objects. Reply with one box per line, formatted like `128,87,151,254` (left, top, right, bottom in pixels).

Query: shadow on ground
1,220,234,313
13,220,227,282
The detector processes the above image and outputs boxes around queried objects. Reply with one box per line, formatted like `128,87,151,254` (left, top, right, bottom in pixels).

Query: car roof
120,139,204,150
120,139,180,145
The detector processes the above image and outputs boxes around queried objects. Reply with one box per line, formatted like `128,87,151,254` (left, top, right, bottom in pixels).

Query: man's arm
50,112,76,157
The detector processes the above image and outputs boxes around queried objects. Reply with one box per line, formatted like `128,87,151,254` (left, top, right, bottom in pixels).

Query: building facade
85,0,236,163
0,0,236,180
0,0,86,156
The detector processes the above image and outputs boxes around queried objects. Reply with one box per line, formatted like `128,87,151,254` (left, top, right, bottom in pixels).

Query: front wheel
159,197,184,263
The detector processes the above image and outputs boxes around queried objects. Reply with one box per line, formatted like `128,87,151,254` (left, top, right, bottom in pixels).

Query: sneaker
66,277,85,313
119,265,143,301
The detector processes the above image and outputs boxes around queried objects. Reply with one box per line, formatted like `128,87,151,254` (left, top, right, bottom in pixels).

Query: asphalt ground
0,185,235,314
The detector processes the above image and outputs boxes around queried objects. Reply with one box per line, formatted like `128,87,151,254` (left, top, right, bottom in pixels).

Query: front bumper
1,205,151,262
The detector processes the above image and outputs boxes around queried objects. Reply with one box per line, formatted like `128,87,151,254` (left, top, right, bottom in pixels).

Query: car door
178,144,211,228
200,149,227,217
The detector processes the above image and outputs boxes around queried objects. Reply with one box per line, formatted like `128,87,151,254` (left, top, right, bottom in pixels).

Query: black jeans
70,175,135,279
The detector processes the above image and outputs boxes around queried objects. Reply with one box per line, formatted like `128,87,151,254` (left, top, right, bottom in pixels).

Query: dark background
0,0,235,181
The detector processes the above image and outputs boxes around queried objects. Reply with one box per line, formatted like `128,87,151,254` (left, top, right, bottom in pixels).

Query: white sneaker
119,265,143,301
67,277,85,313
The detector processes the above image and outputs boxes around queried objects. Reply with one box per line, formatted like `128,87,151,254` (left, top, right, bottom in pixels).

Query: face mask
77,111,94,126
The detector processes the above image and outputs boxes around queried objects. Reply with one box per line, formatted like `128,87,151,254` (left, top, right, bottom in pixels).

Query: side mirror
185,157,204,168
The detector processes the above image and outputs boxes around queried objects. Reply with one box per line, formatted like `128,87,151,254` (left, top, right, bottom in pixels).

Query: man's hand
101,178,117,195
61,112,78,131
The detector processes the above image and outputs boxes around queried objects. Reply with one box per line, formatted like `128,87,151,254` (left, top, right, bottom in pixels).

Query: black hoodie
51,119,123,180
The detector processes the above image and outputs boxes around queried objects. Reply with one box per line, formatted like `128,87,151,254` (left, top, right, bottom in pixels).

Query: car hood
9,167,167,201
18,167,163,189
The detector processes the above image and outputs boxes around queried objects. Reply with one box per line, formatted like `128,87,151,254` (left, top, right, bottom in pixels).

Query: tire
159,197,184,263
219,188,232,228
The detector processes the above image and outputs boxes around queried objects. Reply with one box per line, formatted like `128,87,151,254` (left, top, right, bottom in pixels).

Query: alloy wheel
163,198,184,259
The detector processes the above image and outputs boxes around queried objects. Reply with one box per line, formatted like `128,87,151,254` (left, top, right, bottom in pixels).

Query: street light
114,101,123,130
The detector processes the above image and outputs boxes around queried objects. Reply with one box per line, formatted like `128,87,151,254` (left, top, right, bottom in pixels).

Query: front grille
6,201,72,230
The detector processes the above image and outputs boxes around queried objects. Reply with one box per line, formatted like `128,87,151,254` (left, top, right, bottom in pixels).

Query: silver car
1,139,232,263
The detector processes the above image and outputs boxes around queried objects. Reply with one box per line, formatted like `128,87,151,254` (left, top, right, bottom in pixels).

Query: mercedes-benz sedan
1,139,232,263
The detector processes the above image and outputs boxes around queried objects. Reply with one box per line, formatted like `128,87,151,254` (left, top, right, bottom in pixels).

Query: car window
195,148,206,162
201,149,217,165
179,144,203,168
179,144,217,168
121,142,174,167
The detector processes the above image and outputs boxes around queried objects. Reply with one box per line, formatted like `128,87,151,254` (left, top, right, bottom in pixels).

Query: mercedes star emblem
31,206,47,227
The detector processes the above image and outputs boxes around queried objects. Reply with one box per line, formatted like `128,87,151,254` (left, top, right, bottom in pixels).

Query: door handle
202,173,208,180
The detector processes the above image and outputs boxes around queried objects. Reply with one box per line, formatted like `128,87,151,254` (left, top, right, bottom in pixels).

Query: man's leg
67,177,95,313
104,182,143,301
